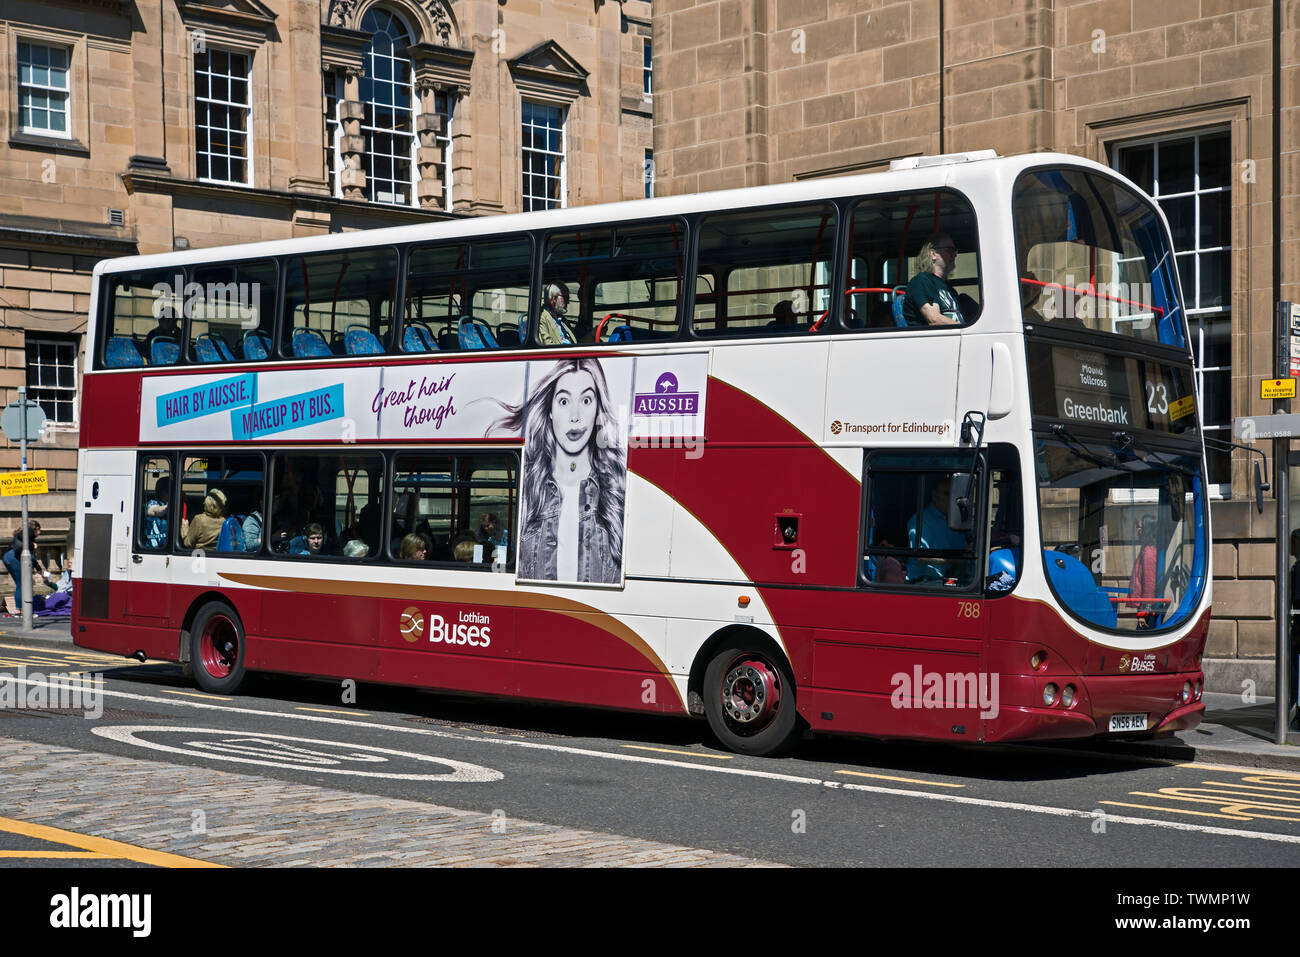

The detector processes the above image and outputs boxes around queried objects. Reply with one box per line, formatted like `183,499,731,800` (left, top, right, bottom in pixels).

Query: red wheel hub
199,616,238,679
721,658,781,728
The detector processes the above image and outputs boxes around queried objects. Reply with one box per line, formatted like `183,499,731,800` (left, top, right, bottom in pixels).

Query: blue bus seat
195,333,235,363
217,515,246,552
105,336,144,368
401,321,439,353
242,329,271,360
291,327,332,358
891,286,908,326
345,324,385,355
1044,548,1117,628
150,336,180,366
458,316,498,350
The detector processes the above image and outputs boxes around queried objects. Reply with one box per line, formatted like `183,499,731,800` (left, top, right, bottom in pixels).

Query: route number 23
1146,381,1168,415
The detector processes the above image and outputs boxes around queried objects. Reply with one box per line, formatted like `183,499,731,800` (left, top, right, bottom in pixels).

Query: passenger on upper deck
902,233,964,326
144,311,180,354
538,282,573,346
767,299,796,330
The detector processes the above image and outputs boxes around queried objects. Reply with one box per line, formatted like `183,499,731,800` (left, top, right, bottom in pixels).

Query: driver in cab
907,476,971,583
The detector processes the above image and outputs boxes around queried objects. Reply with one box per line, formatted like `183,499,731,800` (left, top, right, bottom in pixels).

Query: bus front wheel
190,602,247,695
703,646,800,757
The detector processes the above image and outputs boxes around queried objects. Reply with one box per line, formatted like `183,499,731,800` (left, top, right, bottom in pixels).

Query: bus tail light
1042,683,1059,707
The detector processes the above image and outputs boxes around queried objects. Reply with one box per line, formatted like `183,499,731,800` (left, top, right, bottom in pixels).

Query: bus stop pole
1277,439,1290,744
1274,303,1291,744
17,386,31,632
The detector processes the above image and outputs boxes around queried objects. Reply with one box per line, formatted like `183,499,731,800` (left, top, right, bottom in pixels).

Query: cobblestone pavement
0,737,781,867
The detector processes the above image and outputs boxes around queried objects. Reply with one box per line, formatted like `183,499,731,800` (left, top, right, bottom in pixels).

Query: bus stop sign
0,402,46,444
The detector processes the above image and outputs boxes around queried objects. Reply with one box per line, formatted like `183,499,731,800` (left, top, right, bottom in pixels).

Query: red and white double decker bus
74,151,1211,756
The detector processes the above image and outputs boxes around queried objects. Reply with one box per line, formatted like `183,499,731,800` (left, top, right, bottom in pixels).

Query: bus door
125,453,174,623
825,451,991,741
79,450,134,621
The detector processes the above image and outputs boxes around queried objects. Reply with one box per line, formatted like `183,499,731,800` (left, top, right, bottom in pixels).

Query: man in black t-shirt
902,233,963,326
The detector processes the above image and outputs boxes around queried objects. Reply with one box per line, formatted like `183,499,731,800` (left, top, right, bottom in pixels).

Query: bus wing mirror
948,472,975,532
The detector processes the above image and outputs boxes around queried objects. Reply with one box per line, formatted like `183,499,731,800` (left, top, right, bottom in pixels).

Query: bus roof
92,151,1120,277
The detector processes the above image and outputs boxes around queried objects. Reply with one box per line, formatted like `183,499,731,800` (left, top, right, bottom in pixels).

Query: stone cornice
120,170,461,223
0,216,137,255
409,42,474,95
175,0,277,31
321,24,370,76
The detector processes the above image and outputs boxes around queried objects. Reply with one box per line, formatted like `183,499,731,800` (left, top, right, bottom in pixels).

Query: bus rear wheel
190,602,247,695
703,646,800,756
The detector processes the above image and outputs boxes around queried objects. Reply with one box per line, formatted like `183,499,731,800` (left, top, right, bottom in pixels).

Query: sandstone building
0,0,654,574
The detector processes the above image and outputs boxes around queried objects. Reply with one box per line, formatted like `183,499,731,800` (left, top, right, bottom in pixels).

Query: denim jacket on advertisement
518,476,621,584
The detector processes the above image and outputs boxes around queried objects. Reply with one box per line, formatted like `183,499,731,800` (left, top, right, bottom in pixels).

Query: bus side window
190,260,277,364
693,204,835,338
846,190,980,331
178,453,264,555
863,457,978,589
104,268,182,369
405,238,532,352
137,455,173,551
545,221,685,345
282,249,398,358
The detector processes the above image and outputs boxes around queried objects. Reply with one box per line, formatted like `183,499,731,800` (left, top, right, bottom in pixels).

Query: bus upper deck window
845,190,980,331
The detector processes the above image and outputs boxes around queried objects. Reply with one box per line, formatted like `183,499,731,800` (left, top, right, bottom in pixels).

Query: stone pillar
414,81,445,210
451,119,473,213
337,67,367,200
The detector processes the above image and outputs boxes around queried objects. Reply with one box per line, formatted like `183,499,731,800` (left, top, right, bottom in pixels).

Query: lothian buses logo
634,372,699,416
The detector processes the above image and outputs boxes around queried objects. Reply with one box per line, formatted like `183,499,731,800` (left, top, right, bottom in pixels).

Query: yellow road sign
0,469,47,496
1262,378,1298,400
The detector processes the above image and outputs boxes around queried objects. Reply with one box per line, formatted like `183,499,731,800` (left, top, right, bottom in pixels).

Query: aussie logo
1118,654,1157,673
397,607,492,649
634,372,699,415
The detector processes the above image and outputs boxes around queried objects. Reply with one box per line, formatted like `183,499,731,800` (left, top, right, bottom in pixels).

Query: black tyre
703,645,800,756
189,602,247,694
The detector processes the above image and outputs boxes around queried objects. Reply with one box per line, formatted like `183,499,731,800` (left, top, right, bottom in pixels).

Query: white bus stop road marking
9,673,1300,847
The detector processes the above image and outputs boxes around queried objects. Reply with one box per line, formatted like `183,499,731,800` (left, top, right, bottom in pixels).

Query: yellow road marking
0,817,223,868
0,851,112,859
0,642,122,662
160,689,233,701
295,707,371,716
1099,800,1256,821
835,769,965,788
623,745,734,760
1177,762,1300,781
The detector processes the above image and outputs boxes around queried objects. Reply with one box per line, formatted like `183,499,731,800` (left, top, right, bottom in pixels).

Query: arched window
360,6,416,205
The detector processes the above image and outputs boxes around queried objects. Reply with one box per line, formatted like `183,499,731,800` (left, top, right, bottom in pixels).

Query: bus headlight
1181,681,1192,703
1061,685,1076,708
1043,683,1059,706
1031,651,1047,671
1195,679,1203,701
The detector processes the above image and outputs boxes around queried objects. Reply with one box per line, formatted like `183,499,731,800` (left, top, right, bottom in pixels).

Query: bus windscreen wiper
1050,423,1117,469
